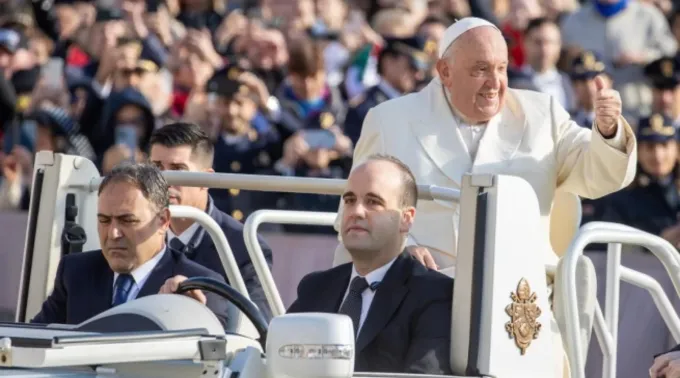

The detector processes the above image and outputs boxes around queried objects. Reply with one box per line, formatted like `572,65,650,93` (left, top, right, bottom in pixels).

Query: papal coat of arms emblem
505,278,542,355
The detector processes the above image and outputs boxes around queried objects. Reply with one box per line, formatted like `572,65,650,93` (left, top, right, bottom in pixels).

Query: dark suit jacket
30,248,230,327
187,203,274,321
287,253,453,375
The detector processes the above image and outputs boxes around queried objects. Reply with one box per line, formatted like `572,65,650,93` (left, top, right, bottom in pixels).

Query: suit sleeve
403,297,453,374
553,96,637,199
654,343,680,359
286,274,313,314
236,229,273,321
332,108,387,266
30,257,68,324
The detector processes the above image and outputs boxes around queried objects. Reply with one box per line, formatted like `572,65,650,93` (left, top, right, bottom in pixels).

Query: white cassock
332,76,637,267
331,77,637,378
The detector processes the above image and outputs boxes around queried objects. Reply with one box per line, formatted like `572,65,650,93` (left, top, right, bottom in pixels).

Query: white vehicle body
0,151,678,378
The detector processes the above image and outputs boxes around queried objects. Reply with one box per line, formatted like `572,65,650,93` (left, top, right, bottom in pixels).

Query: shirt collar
378,80,402,99
113,245,166,287
350,256,398,288
166,196,214,245
167,221,201,245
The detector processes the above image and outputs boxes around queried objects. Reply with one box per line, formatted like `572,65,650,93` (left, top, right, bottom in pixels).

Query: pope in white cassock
332,17,637,378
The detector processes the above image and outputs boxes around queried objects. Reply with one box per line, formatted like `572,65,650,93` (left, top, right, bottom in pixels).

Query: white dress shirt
342,257,397,334
167,221,201,246
377,80,402,100
112,246,167,302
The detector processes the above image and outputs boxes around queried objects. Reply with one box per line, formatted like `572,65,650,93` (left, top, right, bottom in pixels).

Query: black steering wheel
176,277,268,348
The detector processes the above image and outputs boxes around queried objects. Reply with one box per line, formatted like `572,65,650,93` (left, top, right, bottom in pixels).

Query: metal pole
73,172,461,202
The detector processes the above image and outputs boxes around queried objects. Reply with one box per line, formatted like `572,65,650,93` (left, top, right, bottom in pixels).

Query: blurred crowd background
0,0,680,237
2,0,680,375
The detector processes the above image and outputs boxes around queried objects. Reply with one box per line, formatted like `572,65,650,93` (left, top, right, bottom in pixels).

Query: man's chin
104,253,133,273
343,240,375,256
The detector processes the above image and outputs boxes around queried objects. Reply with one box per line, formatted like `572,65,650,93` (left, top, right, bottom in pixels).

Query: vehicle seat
549,191,596,364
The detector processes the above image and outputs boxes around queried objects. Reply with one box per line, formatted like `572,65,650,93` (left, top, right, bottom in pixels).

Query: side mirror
266,313,355,378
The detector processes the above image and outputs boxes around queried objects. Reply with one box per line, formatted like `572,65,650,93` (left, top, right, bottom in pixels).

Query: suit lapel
137,249,176,298
317,266,352,313
89,251,114,314
472,90,527,173
355,254,410,352
410,78,472,186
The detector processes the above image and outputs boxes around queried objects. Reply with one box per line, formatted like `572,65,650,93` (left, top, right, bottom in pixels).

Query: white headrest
438,17,499,58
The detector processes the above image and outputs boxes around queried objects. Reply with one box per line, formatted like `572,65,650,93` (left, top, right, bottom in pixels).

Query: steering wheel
176,277,268,348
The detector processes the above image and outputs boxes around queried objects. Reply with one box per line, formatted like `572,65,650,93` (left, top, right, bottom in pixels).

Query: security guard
344,36,431,146
643,56,680,126
600,113,680,240
205,65,282,221
568,50,610,130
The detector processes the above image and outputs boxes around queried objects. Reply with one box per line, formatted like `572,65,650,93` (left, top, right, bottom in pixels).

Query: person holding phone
271,113,353,234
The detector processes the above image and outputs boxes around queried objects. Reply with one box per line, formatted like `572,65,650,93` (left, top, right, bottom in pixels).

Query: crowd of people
0,0,674,232
4,0,680,376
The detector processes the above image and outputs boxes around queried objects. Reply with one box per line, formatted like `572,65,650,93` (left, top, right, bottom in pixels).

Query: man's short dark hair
149,122,215,167
99,163,170,211
524,17,557,37
366,154,418,208
287,35,325,77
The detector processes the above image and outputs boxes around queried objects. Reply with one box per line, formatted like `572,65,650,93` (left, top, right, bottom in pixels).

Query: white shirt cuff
91,80,112,99
598,119,626,152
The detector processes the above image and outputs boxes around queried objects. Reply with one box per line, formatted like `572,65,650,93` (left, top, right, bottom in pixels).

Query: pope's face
437,26,508,123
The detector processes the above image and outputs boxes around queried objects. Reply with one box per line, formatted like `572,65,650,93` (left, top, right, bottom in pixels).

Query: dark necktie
112,274,135,306
339,276,370,338
169,237,187,253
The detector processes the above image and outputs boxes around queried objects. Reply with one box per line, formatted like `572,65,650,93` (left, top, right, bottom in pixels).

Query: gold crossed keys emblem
505,278,542,355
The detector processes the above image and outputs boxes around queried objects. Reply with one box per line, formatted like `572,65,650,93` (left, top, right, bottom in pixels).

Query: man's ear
400,206,416,233
158,207,171,232
435,59,450,85
201,167,215,191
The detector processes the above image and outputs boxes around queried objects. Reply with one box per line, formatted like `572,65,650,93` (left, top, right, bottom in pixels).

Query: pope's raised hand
593,75,621,137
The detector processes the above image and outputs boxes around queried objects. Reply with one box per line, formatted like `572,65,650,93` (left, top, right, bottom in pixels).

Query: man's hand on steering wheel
160,275,207,304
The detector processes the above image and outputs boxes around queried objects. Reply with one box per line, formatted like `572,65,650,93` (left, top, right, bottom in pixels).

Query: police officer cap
637,113,678,143
380,36,431,71
205,65,252,99
570,50,607,81
644,57,680,90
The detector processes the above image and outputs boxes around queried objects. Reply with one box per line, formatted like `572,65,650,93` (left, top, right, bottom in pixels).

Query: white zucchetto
438,17,500,59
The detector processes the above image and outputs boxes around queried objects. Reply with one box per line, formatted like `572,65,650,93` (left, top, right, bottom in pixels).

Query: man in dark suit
31,163,230,326
148,122,274,320
287,155,454,374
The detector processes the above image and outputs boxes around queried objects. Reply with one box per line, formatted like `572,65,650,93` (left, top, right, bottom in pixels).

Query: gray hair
99,163,170,212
